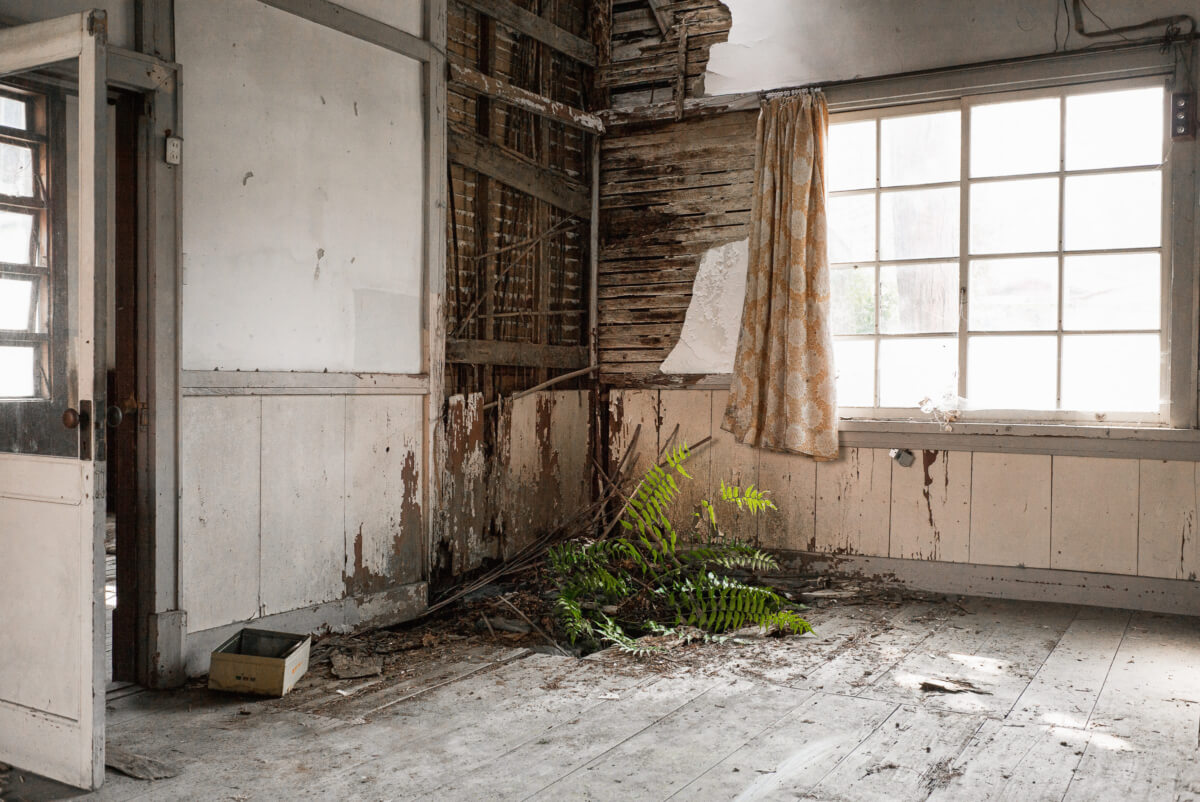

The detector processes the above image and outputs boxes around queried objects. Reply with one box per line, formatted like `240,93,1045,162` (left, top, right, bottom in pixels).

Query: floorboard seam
661,689,820,801
1058,610,1133,801
1003,604,1082,720
793,697,903,799
517,679,719,801
417,673,667,799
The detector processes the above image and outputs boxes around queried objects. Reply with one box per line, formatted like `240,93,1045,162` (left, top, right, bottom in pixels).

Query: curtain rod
755,35,1196,103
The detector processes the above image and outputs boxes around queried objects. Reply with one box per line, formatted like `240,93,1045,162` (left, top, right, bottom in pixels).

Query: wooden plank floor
12,597,1200,801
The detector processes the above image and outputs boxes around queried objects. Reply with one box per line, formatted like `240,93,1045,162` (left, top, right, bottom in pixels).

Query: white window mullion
957,98,970,403
1056,93,1067,410
873,117,882,409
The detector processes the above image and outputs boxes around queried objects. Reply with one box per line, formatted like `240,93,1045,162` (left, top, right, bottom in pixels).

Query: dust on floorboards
7,596,1200,801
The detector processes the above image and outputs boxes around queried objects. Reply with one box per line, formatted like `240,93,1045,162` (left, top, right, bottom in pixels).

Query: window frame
829,76,1171,426
0,83,55,400
821,43,1199,437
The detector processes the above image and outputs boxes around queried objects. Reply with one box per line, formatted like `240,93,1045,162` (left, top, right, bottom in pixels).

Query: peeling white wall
706,0,1200,95
178,0,425,373
661,239,748,374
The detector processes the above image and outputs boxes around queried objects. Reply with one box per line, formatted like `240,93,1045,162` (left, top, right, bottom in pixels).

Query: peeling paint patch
661,239,748,375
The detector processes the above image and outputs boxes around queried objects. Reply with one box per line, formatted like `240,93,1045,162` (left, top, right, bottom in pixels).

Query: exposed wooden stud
425,0,449,586
449,62,605,133
674,21,688,121
446,339,589,369
449,132,592,218
646,0,673,36
457,0,598,67
599,91,760,127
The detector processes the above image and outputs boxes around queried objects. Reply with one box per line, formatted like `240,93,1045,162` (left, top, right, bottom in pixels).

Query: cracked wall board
889,450,970,563
969,452,1051,569
179,396,261,632
1051,456,1138,575
260,396,348,616
344,395,425,594
814,447,892,557
1137,459,1198,581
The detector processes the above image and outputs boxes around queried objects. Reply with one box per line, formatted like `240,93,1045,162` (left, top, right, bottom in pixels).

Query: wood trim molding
786,552,1200,617
256,0,434,63
447,339,588,369
181,371,430,396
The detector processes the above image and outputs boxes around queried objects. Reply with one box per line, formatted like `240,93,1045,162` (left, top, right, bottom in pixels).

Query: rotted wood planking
598,110,757,381
436,391,590,578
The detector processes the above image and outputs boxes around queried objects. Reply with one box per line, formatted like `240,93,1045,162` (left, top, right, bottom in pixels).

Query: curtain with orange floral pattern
721,91,839,460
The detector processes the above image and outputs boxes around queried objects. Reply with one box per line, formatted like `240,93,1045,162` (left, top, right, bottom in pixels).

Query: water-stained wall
610,389,1200,586
437,390,591,579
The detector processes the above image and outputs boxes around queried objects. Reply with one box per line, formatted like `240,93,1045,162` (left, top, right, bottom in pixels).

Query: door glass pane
1061,333,1160,411
879,261,957,334
971,97,1060,178
880,187,958,260
0,277,32,330
878,337,957,407
969,257,1057,331
1064,170,1161,251
0,143,34,197
1063,253,1160,331
828,120,875,192
881,111,959,186
967,335,1057,409
0,210,32,263
834,339,874,407
831,267,875,335
1066,86,1163,170
828,193,875,263
0,344,34,397
970,178,1058,255
0,96,25,129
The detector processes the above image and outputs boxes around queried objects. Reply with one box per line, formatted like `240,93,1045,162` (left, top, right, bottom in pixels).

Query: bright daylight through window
0,89,47,399
827,81,1166,423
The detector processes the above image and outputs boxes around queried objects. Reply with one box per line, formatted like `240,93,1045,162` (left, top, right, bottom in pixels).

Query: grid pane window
828,81,1166,418
0,88,50,400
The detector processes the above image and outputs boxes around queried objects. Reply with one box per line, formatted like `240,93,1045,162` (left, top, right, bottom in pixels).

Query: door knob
62,408,80,429
106,405,123,428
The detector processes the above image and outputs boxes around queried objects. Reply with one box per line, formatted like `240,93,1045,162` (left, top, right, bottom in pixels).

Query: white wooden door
0,11,109,791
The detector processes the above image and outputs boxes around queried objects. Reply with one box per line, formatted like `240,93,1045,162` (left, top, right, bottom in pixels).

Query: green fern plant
549,443,812,654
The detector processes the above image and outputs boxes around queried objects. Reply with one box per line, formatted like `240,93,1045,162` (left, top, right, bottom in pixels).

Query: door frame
105,39,184,688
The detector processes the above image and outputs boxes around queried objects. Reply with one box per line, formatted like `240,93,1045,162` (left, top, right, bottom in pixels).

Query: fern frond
594,615,660,657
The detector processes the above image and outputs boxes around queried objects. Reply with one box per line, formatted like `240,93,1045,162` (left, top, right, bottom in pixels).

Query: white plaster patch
660,239,748,375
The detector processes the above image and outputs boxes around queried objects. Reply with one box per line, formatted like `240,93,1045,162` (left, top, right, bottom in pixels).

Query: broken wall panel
436,390,591,578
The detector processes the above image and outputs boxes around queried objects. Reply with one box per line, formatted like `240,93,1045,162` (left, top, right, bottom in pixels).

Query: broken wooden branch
482,365,598,411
